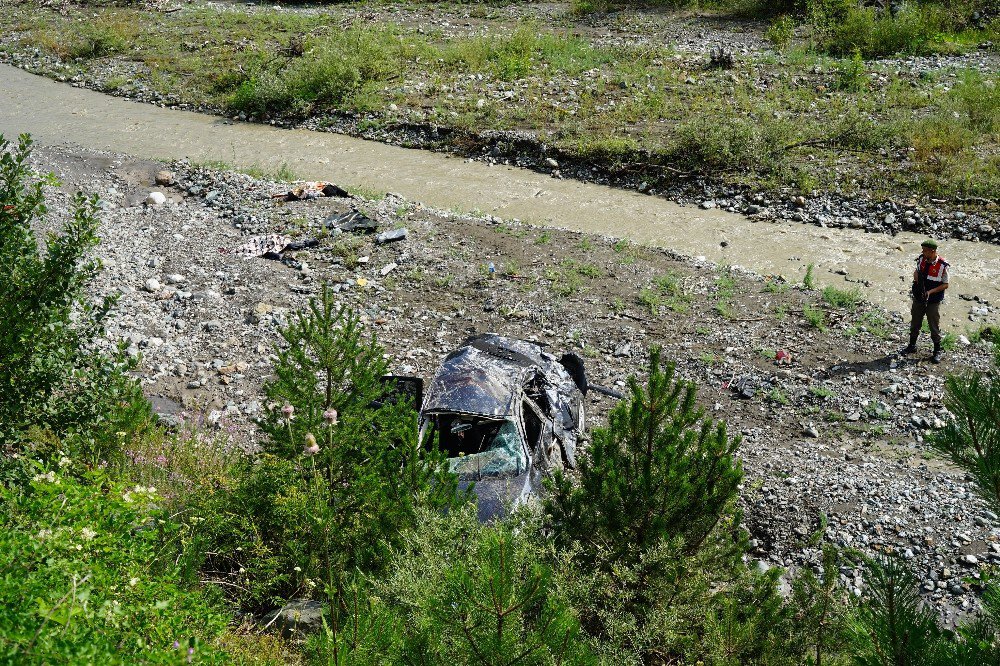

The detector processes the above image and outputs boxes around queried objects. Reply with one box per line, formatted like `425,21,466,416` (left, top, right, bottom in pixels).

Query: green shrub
833,50,867,91
821,4,952,58
637,271,690,315
670,115,789,174
545,346,743,561
822,285,864,309
228,29,395,117
767,15,797,48
803,263,817,289
804,303,827,331
57,17,136,60
190,286,465,610
930,347,1000,511
305,507,594,665
0,470,232,663
950,72,1000,134
830,110,897,151
0,134,152,476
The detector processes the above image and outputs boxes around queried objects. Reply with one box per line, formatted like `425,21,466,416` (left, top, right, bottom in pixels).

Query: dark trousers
909,300,941,346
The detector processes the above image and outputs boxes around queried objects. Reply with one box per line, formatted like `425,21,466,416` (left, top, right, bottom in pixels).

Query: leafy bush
540,348,775,662
822,285,864,309
670,114,789,174
804,302,827,331
228,29,395,117
950,73,1000,134
767,15,797,47
829,110,898,151
820,4,952,57
0,134,152,477
833,49,867,91
0,469,232,663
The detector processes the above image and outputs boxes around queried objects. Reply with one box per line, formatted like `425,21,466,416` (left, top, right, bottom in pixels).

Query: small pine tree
0,133,149,467
310,508,594,666
200,286,464,607
544,346,743,563
930,348,1000,512
787,524,851,666
852,556,946,666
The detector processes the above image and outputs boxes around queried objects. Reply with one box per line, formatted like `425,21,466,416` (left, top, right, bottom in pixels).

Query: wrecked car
417,334,590,519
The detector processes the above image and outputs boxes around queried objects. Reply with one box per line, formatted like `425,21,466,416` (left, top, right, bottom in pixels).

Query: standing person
901,239,949,363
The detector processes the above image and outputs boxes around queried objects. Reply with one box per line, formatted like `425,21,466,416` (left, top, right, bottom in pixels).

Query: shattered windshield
448,421,527,478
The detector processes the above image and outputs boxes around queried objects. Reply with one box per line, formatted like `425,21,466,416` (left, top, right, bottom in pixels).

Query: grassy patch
803,302,827,331
822,285,864,310
637,271,691,316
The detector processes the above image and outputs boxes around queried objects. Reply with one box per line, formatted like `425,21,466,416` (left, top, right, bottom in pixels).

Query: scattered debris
272,181,349,201
375,227,408,244
324,209,377,233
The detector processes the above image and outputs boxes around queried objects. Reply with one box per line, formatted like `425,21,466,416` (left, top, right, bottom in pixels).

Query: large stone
146,191,167,206
267,600,326,637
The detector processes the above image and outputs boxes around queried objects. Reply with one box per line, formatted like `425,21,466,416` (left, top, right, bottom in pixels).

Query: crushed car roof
422,334,570,419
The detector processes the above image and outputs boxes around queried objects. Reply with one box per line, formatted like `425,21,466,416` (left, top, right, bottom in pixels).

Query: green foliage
788,528,851,665
305,508,593,665
803,263,817,289
767,15,797,48
834,50,867,91
819,3,953,58
191,286,465,610
54,16,136,60
0,469,232,663
930,348,1000,512
228,28,397,117
845,308,892,339
637,271,690,315
851,556,947,666
0,133,152,476
950,72,1000,135
822,285,863,309
670,114,789,174
804,302,827,331
545,346,743,562
830,110,897,151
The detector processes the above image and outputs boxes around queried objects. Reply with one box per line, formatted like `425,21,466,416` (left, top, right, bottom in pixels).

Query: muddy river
1,63,996,330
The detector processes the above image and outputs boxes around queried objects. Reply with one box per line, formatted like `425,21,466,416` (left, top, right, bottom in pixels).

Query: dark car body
418,334,588,519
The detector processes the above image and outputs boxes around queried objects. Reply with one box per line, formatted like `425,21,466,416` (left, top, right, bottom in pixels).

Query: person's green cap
920,239,938,249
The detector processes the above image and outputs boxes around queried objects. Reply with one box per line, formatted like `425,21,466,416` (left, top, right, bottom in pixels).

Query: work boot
932,345,942,364
900,332,919,355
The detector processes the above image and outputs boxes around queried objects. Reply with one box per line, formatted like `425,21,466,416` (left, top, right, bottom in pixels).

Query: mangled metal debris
324,209,377,234
417,334,590,519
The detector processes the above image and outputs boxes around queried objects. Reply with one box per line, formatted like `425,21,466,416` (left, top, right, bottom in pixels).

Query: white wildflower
80,527,97,541
32,471,58,484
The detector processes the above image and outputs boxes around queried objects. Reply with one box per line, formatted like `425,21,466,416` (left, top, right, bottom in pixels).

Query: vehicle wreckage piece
418,334,589,519
271,181,349,201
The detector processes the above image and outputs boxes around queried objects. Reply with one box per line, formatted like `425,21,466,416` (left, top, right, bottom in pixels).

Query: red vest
914,256,948,303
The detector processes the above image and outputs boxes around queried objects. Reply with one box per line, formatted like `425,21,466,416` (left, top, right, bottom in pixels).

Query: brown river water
1,63,997,330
